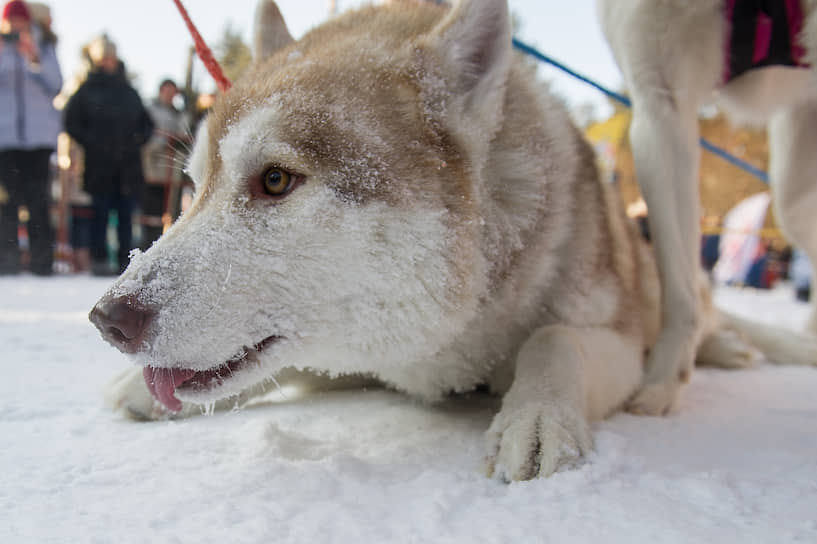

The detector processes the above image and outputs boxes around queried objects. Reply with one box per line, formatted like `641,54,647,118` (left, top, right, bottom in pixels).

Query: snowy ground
1,276,816,543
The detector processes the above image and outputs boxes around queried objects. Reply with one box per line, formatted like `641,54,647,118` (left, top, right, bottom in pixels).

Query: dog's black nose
89,295,153,354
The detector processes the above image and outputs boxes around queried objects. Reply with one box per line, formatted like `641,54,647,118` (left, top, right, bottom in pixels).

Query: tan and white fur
91,0,817,481
596,0,817,415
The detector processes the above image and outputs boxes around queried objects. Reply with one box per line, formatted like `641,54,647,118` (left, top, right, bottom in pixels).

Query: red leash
170,0,232,93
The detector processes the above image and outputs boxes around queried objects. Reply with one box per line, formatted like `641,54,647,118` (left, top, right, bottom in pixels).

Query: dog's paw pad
484,405,592,481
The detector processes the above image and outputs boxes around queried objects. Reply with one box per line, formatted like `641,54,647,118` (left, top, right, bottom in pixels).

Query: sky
42,0,620,119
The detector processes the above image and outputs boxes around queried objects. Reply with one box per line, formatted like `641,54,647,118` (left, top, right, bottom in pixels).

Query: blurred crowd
0,0,212,277
700,230,812,302
0,0,812,304
628,202,812,304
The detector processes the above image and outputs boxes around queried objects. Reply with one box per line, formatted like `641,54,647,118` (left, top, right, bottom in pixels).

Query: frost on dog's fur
92,0,817,481
98,0,586,406
107,1,502,401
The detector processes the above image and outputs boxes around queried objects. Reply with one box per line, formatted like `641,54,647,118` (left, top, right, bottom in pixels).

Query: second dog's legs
769,99,817,334
626,94,703,415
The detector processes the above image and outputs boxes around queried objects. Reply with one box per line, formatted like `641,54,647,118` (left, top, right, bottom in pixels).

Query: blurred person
700,215,721,276
63,35,153,275
56,131,93,272
26,3,55,43
0,0,62,275
68,189,92,271
744,241,771,290
141,78,188,249
791,249,812,303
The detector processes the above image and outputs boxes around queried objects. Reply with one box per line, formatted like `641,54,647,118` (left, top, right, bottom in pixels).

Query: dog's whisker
221,264,232,292
153,154,191,169
268,373,288,401
155,157,189,169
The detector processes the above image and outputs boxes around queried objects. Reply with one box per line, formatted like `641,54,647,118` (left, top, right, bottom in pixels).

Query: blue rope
511,38,770,184
698,138,769,183
512,38,633,108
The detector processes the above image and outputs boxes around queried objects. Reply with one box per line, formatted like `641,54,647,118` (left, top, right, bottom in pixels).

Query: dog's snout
89,296,153,354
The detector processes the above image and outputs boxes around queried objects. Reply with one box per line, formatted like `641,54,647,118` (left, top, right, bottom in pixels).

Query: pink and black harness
724,0,810,82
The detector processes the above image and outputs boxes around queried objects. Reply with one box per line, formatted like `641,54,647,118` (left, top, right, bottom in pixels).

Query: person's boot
0,251,20,275
29,252,54,276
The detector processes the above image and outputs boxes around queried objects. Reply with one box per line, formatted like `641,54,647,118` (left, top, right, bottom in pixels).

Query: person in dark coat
141,78,189,250
0,0,63,275
63,35,153,275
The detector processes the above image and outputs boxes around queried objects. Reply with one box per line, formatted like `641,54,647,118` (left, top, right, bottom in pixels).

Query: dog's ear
424,0,511,117
253,0,294,62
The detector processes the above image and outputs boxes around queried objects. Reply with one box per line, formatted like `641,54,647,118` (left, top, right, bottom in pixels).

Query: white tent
713,192,771,285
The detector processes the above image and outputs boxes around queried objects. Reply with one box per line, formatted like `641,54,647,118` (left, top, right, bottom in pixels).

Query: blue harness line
510,38,771,185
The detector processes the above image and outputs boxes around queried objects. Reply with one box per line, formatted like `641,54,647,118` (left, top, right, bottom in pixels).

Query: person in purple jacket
0,0,62,275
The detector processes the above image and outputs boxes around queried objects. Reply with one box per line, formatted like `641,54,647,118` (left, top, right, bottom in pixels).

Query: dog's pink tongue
143,366,196,412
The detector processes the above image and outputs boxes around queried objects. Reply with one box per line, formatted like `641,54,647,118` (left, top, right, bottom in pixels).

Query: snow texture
2,276,816,543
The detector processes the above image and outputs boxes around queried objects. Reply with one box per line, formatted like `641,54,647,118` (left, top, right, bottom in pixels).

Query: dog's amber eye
251,165,304,201
262,167,294,196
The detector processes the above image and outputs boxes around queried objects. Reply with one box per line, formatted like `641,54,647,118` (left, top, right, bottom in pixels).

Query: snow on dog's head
89,0,515,411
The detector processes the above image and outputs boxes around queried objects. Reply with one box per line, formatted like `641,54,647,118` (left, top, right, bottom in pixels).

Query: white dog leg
768,99,817,334
484,325,642,481
626,97,704,415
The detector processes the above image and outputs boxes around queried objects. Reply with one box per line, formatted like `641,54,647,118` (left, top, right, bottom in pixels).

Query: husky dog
597,0,817,415
91,0,816,481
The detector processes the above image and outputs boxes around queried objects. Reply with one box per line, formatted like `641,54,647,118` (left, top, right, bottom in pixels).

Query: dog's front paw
625,381,682,416
103,366,173,421
484,404,593,481
628,332,696,415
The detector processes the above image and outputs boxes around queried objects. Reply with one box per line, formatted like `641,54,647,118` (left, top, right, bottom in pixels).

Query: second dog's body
597,0,817,415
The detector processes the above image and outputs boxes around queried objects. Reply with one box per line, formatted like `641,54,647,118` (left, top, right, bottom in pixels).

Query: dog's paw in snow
484,403,592,481
625,381,682,416
103,366,177,421
626,331,697,416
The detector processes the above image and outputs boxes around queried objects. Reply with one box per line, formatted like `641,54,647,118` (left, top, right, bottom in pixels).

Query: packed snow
1,276,816,543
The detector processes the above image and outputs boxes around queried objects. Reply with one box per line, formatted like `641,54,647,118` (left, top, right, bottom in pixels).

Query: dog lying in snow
596,0,817,416
91,0,817,481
